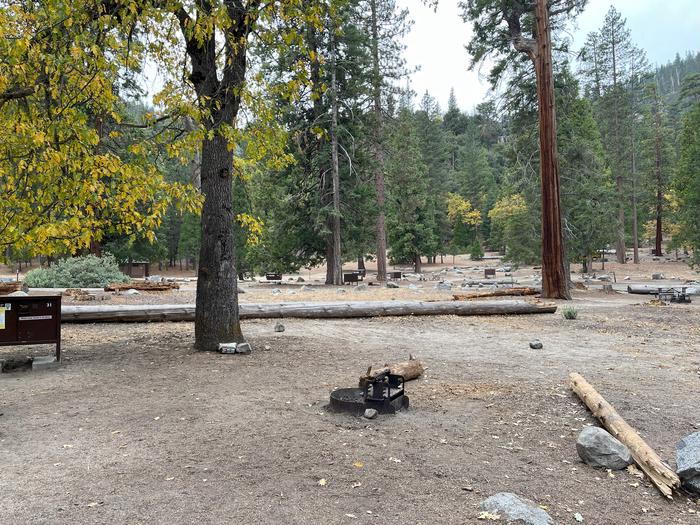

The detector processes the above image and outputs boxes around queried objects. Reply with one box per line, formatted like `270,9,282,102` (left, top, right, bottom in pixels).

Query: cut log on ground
462,280,519,286
626,284,694,295
453,287,539,300
105,282,180,292
0,282,25,295
359,357,425,387
60,300,557,323
569,372,680,499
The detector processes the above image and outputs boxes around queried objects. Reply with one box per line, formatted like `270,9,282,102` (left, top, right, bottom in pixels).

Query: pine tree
579,6,649,264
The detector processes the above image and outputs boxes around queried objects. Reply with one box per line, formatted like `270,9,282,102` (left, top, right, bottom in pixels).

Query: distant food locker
0,295,62,361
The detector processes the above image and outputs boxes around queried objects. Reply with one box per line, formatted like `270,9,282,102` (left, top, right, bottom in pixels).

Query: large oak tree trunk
195,135,243,349
533,0,570,299
176,1,255,350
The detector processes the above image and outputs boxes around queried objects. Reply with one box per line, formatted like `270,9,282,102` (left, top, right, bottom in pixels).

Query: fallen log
462,280,519,286
0,281,25,295
359,357,425,387
569,372,680,499
104,282,179,292
627,285,667,295
61,299,557,323
453,287,539,300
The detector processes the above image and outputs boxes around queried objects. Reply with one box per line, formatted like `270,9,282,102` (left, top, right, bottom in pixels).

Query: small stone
435,281,453,291
529,340,543,350
263,345,272,351
124,289,140,295
353,284,368,292
480,493,553,525
235,342,252,355
336,288,347,294
296,276,305,283
300,285,314,292
652,272,664,280
236,288,245,294
363,408,378,419
386,282,399,289
577,426,632,470
274,322,285,333
624,276,631,281
271,288,282,295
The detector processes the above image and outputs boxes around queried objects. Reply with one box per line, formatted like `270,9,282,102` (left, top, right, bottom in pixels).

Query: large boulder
576,426,632,470
480,493,553,525
676,431,700,493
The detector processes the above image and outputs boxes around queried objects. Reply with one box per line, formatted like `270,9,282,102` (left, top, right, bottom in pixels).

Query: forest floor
2,251,700,524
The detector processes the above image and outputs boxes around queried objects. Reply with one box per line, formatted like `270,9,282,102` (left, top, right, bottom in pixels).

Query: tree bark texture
533,0,570,299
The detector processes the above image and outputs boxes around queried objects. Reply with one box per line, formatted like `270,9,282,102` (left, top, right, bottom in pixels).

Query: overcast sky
399,0,700,112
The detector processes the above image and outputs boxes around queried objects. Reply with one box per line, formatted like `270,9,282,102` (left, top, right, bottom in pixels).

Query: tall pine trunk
631,137,639,264
533,0,570,299
654,98,664,256
370,0,387,282
329,18,342,286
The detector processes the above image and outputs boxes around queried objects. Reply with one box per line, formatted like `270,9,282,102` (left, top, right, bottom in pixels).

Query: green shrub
24,254,130,288
562,306,578,320
469,240,485,261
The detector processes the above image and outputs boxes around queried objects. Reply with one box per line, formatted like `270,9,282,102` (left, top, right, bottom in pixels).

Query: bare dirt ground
3,286,700,523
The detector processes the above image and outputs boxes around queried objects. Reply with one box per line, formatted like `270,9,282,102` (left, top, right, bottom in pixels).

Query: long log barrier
569,372,680,499
61,300,557,323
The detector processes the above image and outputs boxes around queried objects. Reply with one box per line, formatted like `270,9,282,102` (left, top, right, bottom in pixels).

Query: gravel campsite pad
2,293,700,524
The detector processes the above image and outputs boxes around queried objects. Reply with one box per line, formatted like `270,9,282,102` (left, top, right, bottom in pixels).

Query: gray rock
353,284,368,292
435,281,453,291
274,322,285,333
363,408,378,420
676,432,700,493
576,426,632,470
31,355,59,371
624,276,631,281
529,340,543,350
218,342,251,355
652,272,664,280
124,289,140,295
271,288,282,295
300,285,314,292
7,290,29,297
235,342,252,355
236,287,245,294
386,281,400,289
336,288,347,294
146,275,163,283
263,345,272,351
297,276,305,283
480,493,553,525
